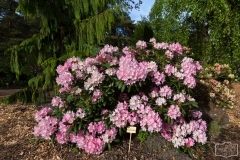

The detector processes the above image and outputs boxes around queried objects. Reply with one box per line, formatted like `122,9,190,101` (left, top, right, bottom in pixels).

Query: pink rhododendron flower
33,116,58,140
165,50,174,59
154,42,168,49
101,109,109,115
167,105,181,119
149,38,156,44
155,97,167,106
62,111,75,124
92,89,102,102
84,134,104,154
150,87,159,98
159,85,173,99
151,71,165,86
183,76,196,88
185,138,195,147
34,107,53,122
136,40,147,49
192,111,202,119
173,93,186,103
168,42,182,54
76,108,86,119
51,97,62,107
102,127,118,143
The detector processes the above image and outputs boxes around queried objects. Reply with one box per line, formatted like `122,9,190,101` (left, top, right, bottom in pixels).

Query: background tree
105,12,135,48
4,0,142,103
149,0,240,64
0,0,39,86
131,16,153,45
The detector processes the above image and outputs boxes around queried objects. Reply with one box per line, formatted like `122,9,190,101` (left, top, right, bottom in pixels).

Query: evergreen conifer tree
5,0,142,103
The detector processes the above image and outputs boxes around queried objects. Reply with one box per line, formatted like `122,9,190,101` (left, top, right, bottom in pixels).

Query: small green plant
137,129,149,143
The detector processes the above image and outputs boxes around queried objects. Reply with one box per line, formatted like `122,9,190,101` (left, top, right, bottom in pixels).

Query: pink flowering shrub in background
199,63,236,109
33,39,208,158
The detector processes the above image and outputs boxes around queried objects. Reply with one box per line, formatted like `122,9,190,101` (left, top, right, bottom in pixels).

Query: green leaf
78,122,82,130
67,94,74,102
104,120,109,130
118,81,123,90
128,86,131,92
108,143,112,151
101,63,111,69
102,144,107,151
167,116,171,124
175,148,180,154
63,122,71,125
94,118,102,121
119,128,122,136
121,83,125,92
74,124,77,135
67,126,73,138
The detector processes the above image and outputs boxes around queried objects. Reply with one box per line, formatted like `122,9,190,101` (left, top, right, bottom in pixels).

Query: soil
0,83,240,160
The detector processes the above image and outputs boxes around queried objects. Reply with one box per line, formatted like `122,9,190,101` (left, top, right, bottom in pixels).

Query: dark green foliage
4,0,141,103
105,12,135,48
131,17,154,45
0,0,40,86
149,0,240,65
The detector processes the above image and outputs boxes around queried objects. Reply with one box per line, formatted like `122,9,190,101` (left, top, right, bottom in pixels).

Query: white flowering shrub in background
199,63,236,109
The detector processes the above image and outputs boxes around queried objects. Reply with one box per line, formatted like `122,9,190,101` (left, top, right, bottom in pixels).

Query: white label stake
127,126,136,153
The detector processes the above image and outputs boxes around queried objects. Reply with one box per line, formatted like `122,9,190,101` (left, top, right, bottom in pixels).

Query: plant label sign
127,126,136,153
127,126,136,133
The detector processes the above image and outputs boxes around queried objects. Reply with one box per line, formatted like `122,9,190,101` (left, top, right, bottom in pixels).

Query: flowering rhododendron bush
199,63,236,109
33,38,207,157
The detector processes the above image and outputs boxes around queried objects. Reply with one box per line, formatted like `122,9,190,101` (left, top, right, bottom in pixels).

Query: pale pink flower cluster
51,96,64,108
33,107,58,140
137,105,162,132
168,42,183,54
70,126,117,154
116,56,149,85
56,72,74,88
34,107,53,122
109,102,130,128
33,116,58,140
84,66,105,90
181,57,203,88
171,119,207,148
55,111,77,144
192,111,202,119
110,94,162,133
62,111,75,124
92,89,102,102
155,97,167,106
101,127,118,143
95,45,118,63
167,104,181,120
173,92,186,103
56,121,71,144
88,121,106,135
150,87,159,98
165,50,174,59
159,85,173,99
76,108,86,119
101,109,109,115
151,71,166,86
136,40,147,49
154,42,169,50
